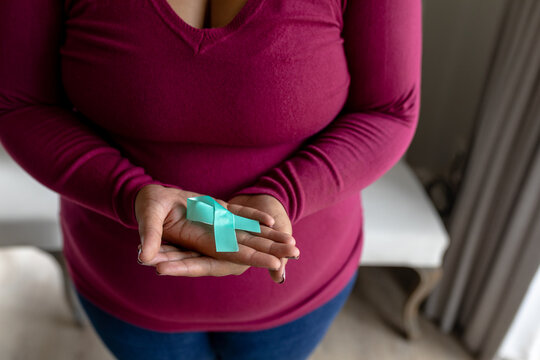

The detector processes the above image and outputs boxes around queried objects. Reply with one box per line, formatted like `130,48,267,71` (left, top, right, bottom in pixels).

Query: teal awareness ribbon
186,195,261,252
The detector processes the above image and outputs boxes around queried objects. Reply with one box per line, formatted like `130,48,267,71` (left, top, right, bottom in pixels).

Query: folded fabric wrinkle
186,195,261,252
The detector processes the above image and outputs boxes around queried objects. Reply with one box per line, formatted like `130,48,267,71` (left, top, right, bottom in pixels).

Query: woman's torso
59,0,363,332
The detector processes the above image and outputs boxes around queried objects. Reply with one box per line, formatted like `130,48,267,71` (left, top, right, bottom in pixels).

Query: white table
361,158,450,338
0,146,82,325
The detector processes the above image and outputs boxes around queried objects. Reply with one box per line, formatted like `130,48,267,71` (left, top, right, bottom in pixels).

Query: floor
0,246,473,360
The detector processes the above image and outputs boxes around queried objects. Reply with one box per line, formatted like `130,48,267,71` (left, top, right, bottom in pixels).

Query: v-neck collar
148,0,265,54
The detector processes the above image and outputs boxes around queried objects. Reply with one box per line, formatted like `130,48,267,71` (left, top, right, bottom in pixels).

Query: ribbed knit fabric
0,0,422,331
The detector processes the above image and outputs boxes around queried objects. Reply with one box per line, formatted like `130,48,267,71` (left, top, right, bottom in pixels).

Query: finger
226,203,275,228
138,202,167,263
269,258,288,283
255,225,296,245
176,218,285,270
237,232,300,259
217,243,282,270
141,250,201,265
156,256,249,277
214,198,275,228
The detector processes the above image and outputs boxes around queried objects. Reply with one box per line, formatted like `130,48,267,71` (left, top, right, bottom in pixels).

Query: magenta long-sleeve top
0,0,422,331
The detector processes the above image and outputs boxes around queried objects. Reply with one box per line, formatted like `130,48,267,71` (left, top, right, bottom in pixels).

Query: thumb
137,204,167,263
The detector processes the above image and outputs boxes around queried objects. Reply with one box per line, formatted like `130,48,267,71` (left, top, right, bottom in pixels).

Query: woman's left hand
227,194,296,284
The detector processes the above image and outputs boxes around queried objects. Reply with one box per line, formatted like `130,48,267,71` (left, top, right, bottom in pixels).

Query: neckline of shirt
148,0,265,41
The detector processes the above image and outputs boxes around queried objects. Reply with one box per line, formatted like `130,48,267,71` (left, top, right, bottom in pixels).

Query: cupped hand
134,184,300,277
227,194,297,284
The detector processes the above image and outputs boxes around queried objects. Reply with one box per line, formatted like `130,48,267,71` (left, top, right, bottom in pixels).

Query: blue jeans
75,269,358,360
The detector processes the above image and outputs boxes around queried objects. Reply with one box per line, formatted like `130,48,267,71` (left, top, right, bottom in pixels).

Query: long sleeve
0,0,167,230
229,0,422,225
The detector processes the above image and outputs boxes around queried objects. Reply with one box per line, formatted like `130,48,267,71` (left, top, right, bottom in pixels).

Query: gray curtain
423,0,540,359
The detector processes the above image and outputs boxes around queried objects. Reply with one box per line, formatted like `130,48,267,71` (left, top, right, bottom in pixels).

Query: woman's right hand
134,184,300,276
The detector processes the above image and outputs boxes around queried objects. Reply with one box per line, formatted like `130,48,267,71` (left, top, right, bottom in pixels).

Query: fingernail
285,255,299,260
137,248,144,264
279,269,286,284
